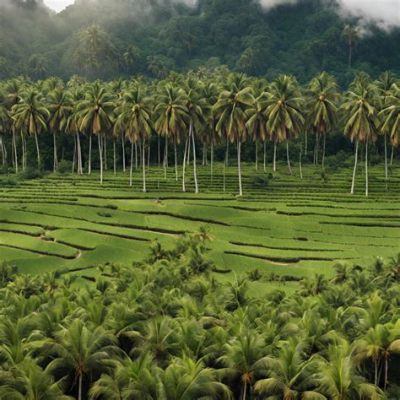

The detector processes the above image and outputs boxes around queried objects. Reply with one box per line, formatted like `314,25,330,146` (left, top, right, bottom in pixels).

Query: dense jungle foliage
1,0,400,85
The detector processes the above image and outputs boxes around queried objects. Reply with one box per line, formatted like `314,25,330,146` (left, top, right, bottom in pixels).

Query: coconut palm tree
380,83,400,171
265,75,304,174
342,75,379,196
343,25,360,68
376,72,397,181
214,74,254,196
154,84,188,181
42,319,120,400
254,340,324,399
11,88,49,169
307,72,339,168
182,78,205,193
315,343,384,400
76,82,114,183
48,87,72,172
114,85,153,192
159,355,232,400
219,330,268,400
245,90,269,172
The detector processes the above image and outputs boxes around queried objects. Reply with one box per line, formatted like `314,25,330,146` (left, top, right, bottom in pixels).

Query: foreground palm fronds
0,232,400,399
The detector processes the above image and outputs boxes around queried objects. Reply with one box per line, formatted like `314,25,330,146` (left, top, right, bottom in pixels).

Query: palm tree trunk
98,134,103,184
53,133,58,172
88,133,92,175
202,142,206,166
22,136,26,171
142,138,146,193
129,141,133,187
0,136,5,166
34,132,41,168
113,139,116,175
78,373,83,400
163,136,168,179
191,121,199,194
255,140,258,171
322,133,326,169
211,142,214,183
263,141,266,172
182,137,188,192
299,148,303,180
121,134,126,172
12,129,18,173
273,141,277,172
76,133,83,175
374,360,378,386
147,142,151,168
135,142,138,170
304,131,308,154
237,139,243,196
104,137,107,170
286,141,292,175
187,134,191,166
225,139,229,166
157,135,161,167
72,135,76,173
384,356,389,390
365,139,369,197
384,134,388,181
174,139,178,181
390,145,394,166
242,380,247,400
351,140,359,195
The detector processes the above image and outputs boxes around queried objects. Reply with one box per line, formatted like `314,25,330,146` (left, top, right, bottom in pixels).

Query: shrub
247,268,263,281
97,211,113,218
19,167,43,180
251,175,269,188
0,177,18,187
57,160,72,174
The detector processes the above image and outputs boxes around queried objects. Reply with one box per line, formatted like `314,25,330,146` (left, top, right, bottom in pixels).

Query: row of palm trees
1,231,400,399
0,71,399,195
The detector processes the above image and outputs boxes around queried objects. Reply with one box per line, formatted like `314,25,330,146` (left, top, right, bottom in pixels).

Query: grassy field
1,162,399,294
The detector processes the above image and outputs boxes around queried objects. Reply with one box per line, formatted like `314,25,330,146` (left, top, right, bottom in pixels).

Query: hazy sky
43,0,400,28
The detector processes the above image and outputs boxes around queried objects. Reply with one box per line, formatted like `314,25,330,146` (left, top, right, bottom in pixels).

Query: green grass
1,162,399,294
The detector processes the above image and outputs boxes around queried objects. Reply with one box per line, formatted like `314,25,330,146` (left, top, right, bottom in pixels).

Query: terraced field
1,162,399,293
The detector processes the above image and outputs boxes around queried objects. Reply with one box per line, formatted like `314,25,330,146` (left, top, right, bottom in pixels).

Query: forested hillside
1,0,400,85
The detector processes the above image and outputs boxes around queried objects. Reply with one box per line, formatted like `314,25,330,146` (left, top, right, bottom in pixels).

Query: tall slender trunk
322,133,326,169
225,139,229,166
384,357,389,391
78,373,83,400
390,145,394,166
187,134,191,166
314,133,320,165
263,141,266,172
384,134,388,182
72,135,76,173
135,142,138,170
304,131,308,155
34,132,41,168
191,121,199,194
163,136,168,179
211,142,214,183
237,139,242,196
121,134,126,172
365,139,369,197
12,129,18,173
255,140,258,170
273,141,277,172
142,138,146,193
0,136,5,166
299,148,303,180
103,137,107,170
22,136,26,171
53,132,58,172
202,142,206,166
350,140,359,195
76,133,83,175
174,139,178,181
88,133,92,175
112,139,116,175
129,142,133,187
157,135,161,167
98,134,103,184
374,360,378,386
242,380,247,400
286,141,292,175
147,142,151,168
182,137,188,192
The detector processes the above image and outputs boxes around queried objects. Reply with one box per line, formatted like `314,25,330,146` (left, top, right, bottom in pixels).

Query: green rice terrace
1,163,399,294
